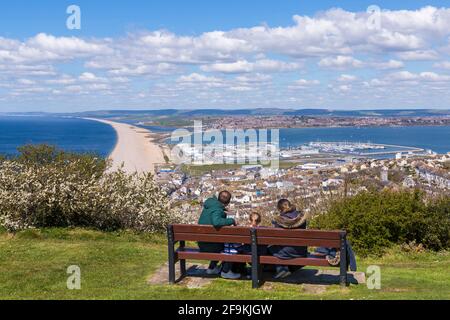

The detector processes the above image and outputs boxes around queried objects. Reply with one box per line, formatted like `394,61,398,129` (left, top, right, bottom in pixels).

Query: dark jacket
197,196,235,253
198,196,235,227
269,208,308,259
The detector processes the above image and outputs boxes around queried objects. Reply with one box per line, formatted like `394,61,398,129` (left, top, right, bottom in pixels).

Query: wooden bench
167,224,349,289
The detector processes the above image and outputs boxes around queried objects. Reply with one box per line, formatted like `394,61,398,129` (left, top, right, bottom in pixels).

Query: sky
1,0,450,112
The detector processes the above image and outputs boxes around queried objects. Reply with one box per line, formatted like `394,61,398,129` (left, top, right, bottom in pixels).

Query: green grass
181,163,245,176
0,228,448,300
181,161,299,177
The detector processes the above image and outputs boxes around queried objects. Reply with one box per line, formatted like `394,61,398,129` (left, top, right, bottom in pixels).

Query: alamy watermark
66,5,81,30
67,265,81,290
170,121,280,169
367,5,382,31
366,265,381,290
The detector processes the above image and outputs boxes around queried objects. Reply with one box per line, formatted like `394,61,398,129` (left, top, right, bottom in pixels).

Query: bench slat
174,233,252,244
172,225,344,240
177,250,252,263
255,228,343,240
176,248,335,267
173,225,251,236
259,256,333,267
257,237,340,248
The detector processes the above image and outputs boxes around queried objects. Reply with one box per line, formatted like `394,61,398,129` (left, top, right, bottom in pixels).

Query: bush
0,145,172,233
311,190,450,256
16,144,108,179
422,196,450,251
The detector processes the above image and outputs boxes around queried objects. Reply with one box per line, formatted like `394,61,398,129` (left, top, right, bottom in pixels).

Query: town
155,151,450,225
204,115,450,130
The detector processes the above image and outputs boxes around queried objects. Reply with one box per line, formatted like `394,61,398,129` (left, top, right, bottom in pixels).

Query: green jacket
198,196,235,228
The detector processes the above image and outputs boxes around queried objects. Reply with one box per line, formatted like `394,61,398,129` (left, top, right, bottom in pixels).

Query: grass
0,228,449,300
181,161,299,177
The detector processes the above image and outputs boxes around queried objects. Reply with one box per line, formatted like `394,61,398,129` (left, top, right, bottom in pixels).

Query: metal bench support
251,228,260,289
179,240,187,279
340,232,349,287
167,225,176,284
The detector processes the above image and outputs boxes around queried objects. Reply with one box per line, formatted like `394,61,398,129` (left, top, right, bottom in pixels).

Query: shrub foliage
0,145,171,232
311,190,450,255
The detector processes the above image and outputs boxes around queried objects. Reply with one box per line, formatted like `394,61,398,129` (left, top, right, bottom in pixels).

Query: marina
304,142,426,157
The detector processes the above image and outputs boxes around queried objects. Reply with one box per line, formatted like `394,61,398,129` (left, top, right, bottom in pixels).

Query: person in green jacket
198,191,241,280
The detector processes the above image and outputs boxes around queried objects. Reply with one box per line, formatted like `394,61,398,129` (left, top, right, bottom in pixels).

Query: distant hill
4,108,450,118
283,109,450,117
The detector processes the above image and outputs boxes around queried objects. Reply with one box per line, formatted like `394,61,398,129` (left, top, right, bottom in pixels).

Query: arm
211,208,235,227
272,220,281,228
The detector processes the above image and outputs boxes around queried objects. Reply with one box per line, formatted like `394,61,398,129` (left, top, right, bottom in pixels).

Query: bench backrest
171,224,345,248
173,224,253,244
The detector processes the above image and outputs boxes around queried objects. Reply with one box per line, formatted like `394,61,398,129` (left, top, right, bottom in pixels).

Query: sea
0,116,449,157
0,116,117,157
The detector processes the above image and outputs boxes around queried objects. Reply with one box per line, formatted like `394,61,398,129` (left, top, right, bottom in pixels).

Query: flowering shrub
0,145,173,233
311,190,450,256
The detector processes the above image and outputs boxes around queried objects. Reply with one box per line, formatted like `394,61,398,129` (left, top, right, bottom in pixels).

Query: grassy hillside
0,228,448,300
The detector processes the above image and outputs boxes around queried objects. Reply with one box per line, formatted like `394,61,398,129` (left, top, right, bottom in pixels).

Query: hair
277,199,294,214
249,212,262,225
218,190,232,205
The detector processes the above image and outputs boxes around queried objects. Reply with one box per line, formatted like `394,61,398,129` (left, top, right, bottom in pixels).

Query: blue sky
1,1,450,112
3,0,450,37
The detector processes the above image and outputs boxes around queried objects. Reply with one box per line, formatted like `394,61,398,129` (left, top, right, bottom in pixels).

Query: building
381,167,389,182
300,163,323,170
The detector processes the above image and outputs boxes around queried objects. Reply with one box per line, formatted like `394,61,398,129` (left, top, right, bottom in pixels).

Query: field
181,161,299,177
0,228,448,300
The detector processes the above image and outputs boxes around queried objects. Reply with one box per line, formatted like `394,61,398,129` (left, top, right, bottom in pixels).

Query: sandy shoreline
85,118,166,174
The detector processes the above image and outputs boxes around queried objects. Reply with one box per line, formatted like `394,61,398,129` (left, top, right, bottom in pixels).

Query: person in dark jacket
198,191,241,280
269,199,308,279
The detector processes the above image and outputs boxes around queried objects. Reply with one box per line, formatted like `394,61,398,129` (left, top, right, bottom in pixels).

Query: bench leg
167,225,176,284
251,263,259,289
179,241,187,279
251,229,260,289
340,233,349,287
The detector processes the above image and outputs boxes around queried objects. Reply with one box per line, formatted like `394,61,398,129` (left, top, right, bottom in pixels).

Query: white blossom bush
0,158,174,233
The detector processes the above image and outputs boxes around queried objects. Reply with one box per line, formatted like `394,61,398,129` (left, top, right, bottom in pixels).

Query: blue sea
153,124,450,155
0,116,449,157
0,116,117,157
279,126,450,154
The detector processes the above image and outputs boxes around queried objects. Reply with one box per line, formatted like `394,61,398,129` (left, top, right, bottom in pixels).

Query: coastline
84,118,167,174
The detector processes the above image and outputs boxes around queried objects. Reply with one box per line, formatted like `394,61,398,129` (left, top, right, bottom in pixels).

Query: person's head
249,212,262,227
277,199,294,214
218,190,232,206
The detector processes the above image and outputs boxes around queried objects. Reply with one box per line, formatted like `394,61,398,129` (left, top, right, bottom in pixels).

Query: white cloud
329,84,352,93
338,74,358,82
229,86,253,92
107,63,179,76
79,72,106,82
27,33,109,56
45,75,77,85
387,71,419,81
17,79,36,85
201,59,301,74
3,6,450,110
372,60,404,70
289,79,321,89
433,61,450,70
318,56,363,69
387,71,450,82
396,50,439,61
419,72,450,82
363,78,388,87
235,73,272,83
177,73,222,83
0,33,111,65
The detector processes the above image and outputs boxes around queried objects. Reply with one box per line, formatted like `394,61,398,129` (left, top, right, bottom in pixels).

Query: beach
85,118,166,174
